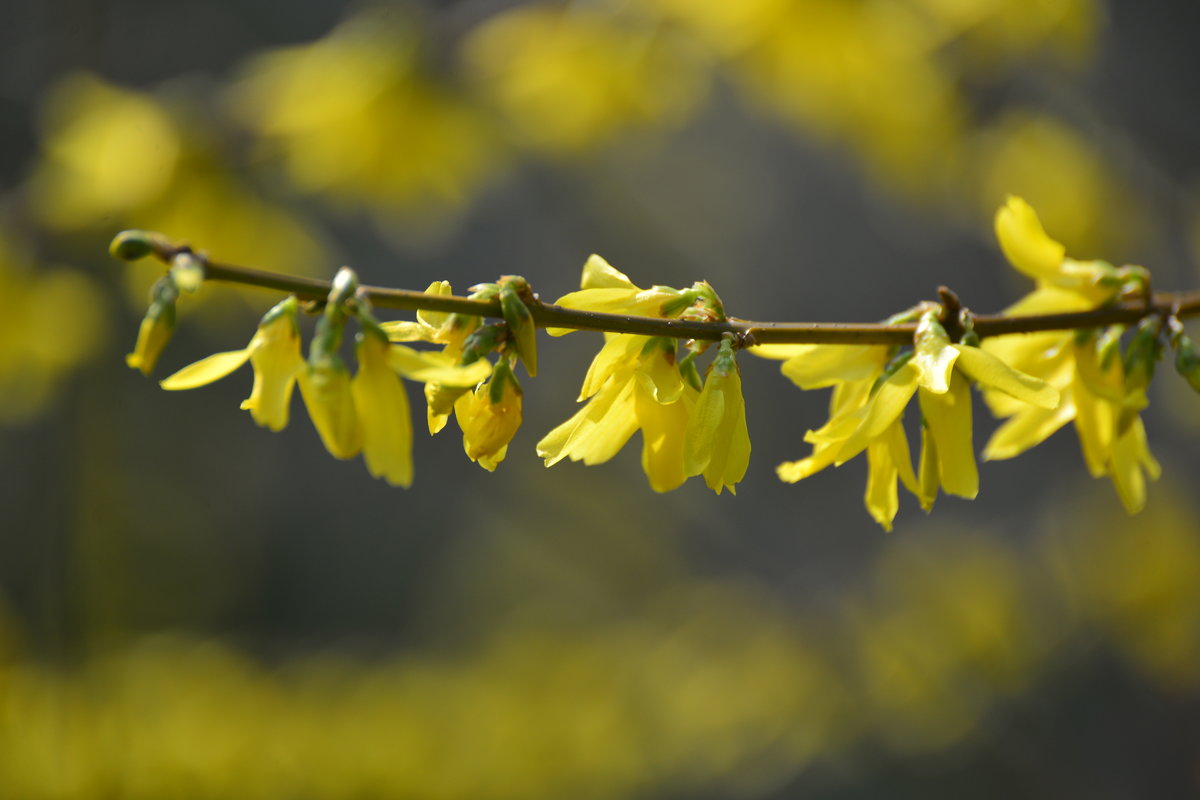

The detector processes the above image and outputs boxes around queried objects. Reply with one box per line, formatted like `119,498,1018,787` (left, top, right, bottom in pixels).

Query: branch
123,237,1200,345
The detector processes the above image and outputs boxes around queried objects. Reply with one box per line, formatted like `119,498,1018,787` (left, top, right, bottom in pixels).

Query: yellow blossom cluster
759,196,1184,527
117,196,1198,525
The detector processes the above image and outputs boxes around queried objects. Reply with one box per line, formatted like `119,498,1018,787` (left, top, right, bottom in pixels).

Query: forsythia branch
113,231,1200,344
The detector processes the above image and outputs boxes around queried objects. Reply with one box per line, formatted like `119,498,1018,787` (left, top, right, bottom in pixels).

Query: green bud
459,323,506,366
1174,333,1200,393
499,278,537,377
125,276,178,376
109,230,170,261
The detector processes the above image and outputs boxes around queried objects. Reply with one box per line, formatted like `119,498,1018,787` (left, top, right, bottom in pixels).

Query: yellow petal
580,254,638,290
381,320,435,343
386,345,491,386
537,376,638,466
953,344,1059,409
994,195,1065,283
982,400,1073,461
917,374,978,499
299,362,361,460
579,334,643,399
883,418,918,496
913,318,958,394
917,424,939,512
865,436,900,531
683,373,725,476
352,337,413,487
416,280,452,330
634,346,684,404
635,382,693,492
834,362,920,466
776,440,842,483
160,348,251,390
779,345,886,389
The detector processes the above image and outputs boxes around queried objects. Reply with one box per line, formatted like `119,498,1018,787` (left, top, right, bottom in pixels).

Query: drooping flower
984,333,1160,513
538,334,698,492
982,197,1160,513
160,296,303,431
299,354,362,460
351,328,413,487
126,277,178,376
683,335,750,495
765,311,1058,528
456,361,523,471
381,280,482,434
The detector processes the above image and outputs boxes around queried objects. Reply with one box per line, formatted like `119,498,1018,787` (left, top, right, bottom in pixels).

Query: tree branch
129,239,1200,346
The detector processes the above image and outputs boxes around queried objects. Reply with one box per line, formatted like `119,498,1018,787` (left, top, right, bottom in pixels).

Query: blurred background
2,0,1200,796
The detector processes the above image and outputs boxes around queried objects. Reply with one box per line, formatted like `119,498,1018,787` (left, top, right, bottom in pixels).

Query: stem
139,244,1200,346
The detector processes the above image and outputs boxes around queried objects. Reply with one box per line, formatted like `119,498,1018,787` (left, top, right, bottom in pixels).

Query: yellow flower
768,312,1057,528
455,362,523,472
160,297,303,431
982,198,1161,513
381,280,481,434
683,337,750,495
299,355,361,460
538,334,697,492
985,335,1160,513
350,330,413,487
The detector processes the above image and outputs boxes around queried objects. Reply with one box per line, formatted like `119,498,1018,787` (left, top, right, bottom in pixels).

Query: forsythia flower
456,362,523,472
983,196,1160,513
160,297,303,430
298,354,361,460
538,334,698,492
683,336,750,494
351,329,414,487
381,280,480,434
764,312,1057,529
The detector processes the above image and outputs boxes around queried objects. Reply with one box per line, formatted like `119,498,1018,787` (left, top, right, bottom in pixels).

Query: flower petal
160,348,251,390
954,344,1059,409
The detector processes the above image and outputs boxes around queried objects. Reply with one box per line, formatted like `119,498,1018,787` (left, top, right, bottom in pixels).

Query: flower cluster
114,195,1198,526
536,256,750,494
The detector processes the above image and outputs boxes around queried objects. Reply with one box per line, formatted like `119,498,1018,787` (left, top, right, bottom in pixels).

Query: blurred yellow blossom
231,11,498,223
462,5,708,155
0,234,107,423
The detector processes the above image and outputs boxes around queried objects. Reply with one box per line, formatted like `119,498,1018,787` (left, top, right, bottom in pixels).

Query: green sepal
499,279,537,377
488,359,522,405
678,348,703,392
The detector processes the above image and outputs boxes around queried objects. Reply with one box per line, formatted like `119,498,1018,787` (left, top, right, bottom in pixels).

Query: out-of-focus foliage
3,496,1198,798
